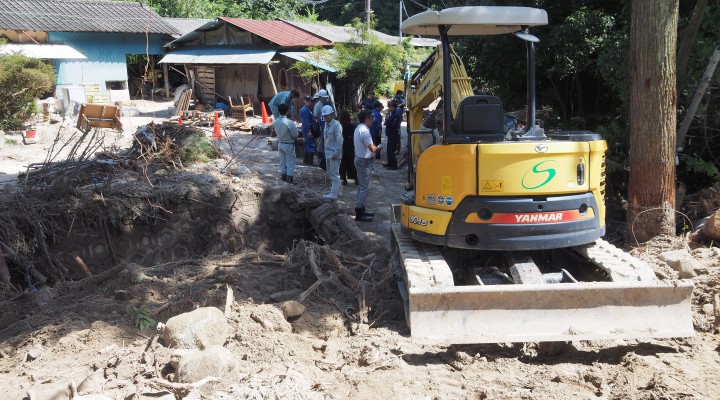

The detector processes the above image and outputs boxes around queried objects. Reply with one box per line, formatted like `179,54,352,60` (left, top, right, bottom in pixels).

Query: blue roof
280,52,337,73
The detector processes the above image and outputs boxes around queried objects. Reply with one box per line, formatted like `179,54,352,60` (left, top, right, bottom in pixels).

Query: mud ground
1,105,719,399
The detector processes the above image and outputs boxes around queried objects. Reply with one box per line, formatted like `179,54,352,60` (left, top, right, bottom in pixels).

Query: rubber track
391,224,454,289
573,239,658,282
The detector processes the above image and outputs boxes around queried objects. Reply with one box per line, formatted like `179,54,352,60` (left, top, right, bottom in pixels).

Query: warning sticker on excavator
481,180,504,192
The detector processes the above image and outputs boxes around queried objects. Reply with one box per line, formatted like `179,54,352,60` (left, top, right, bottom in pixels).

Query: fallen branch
74,256,93,277
0,247,10,285
295,279,322,304
82,264,124,287
308,247,324,281
322,247,360,291
0,241,47,285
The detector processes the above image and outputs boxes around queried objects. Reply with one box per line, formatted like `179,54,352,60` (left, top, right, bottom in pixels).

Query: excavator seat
450,95,505,143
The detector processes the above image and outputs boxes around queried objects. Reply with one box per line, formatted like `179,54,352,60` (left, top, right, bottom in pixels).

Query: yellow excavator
391,6,694,344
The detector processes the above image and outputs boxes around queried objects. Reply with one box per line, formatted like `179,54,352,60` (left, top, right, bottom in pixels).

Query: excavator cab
391,6,694,344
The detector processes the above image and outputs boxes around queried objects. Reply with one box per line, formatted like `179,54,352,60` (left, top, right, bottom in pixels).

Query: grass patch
179,134,221,164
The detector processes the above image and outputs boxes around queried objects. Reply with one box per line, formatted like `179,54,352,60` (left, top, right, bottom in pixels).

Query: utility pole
366,0,372,30
398,0,403,44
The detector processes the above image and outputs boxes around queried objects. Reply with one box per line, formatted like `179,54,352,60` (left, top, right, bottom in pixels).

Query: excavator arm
405,46,474,190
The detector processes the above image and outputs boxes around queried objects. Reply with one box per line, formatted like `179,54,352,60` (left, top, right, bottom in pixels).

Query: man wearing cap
299,95,317,165
268,89,300,121
321,105,343,199
313,89,331,169
359,90,376,110
273,104,298,184
354,110,383,222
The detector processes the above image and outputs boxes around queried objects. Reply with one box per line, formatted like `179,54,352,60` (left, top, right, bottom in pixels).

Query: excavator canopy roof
401,6,548,36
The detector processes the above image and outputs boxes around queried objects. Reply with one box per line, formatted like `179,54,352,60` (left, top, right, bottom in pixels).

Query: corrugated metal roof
220,17,331,48
165,18,212,38
159,47,276,65
0,44,86,59
280,52,336,72
0,0,178,34
281,19,439,47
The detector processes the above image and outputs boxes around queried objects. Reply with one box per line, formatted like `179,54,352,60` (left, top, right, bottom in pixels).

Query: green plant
292,20,430,107
0,53,55,131
180,135,220,164
681,154,720,179
130,304,157,331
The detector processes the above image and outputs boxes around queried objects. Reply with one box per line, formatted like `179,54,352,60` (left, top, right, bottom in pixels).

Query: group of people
270,87,404,222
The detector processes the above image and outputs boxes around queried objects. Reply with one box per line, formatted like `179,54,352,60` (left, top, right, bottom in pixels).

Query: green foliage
180,135,221,164
293,22,430,103
129,304,157,331
0,53,55,131
681,154,720,180
133,0,304,19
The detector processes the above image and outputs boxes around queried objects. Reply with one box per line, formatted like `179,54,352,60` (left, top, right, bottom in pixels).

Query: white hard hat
317,89,329,98
321,105,335,116
312,93,320,100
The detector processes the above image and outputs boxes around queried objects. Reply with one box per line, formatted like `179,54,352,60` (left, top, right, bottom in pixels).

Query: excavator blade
391,224,695,345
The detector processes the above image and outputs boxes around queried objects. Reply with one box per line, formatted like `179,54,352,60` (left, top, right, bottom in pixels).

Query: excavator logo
521,160,558,189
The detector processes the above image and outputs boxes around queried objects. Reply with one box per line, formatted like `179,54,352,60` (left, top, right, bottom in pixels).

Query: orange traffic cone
177,115,183,125
212,112,222,139
261,101,269,124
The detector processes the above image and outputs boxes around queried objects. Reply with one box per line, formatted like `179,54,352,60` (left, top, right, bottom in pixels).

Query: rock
77,368,106,394
114,290,129,301
658,250,700,278
115,361,135,381
163,307,230,350
702,303,714,315
702,210,720,241
74,396,112,400
27,382,73,400
235,166,251,175
270,289,302,303
173,346,240,395
312,341,327,351
583,372,603,389
280,300,306,320
26,344,46,361
247,305,292,333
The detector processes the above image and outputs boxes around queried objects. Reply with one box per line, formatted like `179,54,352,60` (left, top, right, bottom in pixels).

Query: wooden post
163,62,170,98
266,64,278,95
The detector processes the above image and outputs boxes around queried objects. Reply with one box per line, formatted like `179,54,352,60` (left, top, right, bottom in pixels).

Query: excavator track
391,223,695,345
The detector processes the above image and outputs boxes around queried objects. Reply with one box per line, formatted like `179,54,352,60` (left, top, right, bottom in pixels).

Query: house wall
48,32,165,101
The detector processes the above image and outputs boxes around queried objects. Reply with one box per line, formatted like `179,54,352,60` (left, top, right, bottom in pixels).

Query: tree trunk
627,0,679,244
676,0,708,95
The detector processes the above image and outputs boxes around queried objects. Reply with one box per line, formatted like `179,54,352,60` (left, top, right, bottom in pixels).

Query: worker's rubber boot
287,176,294,184
355,208,373,222
364,209,375,217
281,174,287,182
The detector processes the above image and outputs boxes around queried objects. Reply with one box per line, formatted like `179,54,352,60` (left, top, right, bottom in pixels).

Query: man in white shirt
272,104,298,183
321,105,343,199
353,109,383,222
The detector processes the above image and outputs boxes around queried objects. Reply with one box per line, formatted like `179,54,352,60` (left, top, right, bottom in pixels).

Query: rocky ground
1,104,719,400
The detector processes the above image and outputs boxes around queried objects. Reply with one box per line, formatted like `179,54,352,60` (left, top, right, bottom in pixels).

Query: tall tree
626,0,679,243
